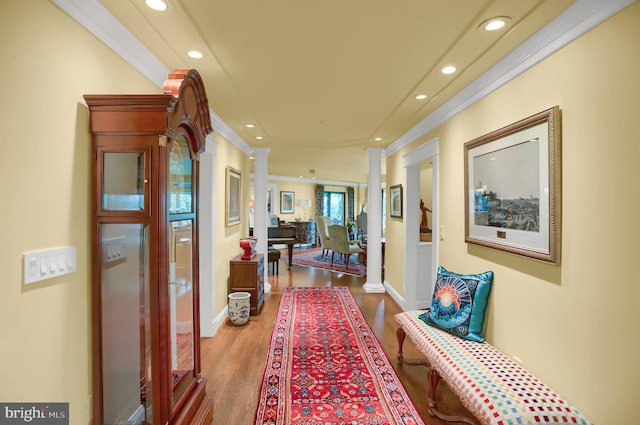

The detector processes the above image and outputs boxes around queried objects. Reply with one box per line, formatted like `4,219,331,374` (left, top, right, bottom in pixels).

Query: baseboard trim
383,280,407,310
202,306,228,339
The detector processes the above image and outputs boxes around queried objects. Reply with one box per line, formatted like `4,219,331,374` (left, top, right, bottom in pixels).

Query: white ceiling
56,0,633,184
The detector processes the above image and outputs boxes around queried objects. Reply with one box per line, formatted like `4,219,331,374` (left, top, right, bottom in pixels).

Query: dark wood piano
267,225,300,270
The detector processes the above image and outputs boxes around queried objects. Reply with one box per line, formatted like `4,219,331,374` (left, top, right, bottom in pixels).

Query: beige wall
0,2,252,423
384,158,405,293
268,180,316,222
262,180,365,223
0,0,160,420
4,0,639,423
385,3,640,423
214,133,251,314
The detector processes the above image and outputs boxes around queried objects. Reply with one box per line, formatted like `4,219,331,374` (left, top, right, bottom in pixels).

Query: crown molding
265,174,362,187
53,0,252,155
209,109,252,155
54,0,634,161
384,0,636,157
249,174,386,189
52,0,169,86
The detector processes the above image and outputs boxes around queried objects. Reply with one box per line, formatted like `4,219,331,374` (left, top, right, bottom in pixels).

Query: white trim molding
384,0,635,157
53,0,252,156
402,138,439,311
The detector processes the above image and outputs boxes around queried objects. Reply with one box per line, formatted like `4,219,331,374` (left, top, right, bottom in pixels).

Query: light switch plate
24,246,77,284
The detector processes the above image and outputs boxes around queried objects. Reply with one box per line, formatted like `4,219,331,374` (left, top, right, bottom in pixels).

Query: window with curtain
323,191,345,225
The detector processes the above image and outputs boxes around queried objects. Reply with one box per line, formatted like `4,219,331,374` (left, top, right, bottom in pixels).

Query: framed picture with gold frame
464,106,561,264
390,184,403,218
226,166,241,226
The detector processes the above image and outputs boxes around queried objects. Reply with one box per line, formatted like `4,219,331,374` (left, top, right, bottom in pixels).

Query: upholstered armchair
327,224,364,270
356,212,367,240
315,216,332,258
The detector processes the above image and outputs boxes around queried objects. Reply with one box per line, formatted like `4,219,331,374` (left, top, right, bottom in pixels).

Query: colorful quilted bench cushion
395,310,592,425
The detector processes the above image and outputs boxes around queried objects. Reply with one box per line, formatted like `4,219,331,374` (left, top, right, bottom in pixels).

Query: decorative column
364,148,385,293
253,148,271,294
199,137,218,336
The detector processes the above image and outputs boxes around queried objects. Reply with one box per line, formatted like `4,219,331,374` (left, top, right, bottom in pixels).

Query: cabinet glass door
100,223,151,424
168,220,195,406
168,136,193,214
167,134,196,410
101,150,149,213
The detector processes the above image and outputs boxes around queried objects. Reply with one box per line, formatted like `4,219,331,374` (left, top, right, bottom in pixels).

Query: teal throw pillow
420,266,494,342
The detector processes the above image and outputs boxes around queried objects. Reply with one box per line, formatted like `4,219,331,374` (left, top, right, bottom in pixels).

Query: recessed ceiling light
374,137,384,142
145,0,167,11
187,50,204,59
479,16,511,32
256,136,263,140
415,94,427,100
245,124,255,128
441,65,456,75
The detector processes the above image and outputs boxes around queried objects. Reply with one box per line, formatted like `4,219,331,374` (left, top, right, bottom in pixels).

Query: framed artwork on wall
280,191,295,214
390,184,403,218
226,166,241,226
464,106,561,264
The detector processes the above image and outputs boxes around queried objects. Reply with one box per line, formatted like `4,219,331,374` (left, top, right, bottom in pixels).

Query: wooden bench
395,310,592,425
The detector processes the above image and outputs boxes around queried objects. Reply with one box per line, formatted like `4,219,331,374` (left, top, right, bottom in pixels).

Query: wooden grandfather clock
85,69,213,425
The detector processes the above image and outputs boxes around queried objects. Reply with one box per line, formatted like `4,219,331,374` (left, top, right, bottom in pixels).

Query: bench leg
427,369,478,425
427,369,439,414
396,327,406,364
396,327,429,366
397,327,478,425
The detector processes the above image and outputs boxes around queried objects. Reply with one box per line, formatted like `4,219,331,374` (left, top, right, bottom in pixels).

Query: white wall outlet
24,246,77,284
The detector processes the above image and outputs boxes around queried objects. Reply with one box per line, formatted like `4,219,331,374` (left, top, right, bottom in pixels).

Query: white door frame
402,137,439,310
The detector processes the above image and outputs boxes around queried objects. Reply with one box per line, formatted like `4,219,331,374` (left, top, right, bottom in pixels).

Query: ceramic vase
228,292,251,325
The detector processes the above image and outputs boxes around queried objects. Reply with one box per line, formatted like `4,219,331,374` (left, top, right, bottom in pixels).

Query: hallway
201,252,472,424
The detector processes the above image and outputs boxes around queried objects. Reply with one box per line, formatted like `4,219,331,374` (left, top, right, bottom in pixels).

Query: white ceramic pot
228,292,251,325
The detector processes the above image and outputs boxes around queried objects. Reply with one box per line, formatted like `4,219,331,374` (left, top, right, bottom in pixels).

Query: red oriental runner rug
287,251,366,277
254,287,424,425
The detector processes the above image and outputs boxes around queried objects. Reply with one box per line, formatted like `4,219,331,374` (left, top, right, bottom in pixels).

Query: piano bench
267,249,281,274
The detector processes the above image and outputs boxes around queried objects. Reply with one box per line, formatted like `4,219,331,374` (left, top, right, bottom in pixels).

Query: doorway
402,137,439,310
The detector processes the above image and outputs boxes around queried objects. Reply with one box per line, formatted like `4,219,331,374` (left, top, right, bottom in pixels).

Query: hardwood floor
201,248,473,424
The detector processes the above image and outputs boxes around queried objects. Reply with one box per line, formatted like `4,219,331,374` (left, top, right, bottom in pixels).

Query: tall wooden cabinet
85,69,213,425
